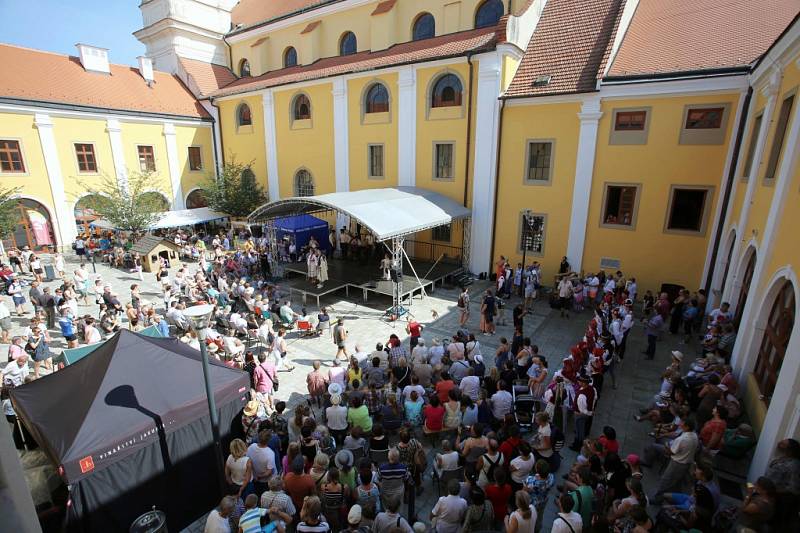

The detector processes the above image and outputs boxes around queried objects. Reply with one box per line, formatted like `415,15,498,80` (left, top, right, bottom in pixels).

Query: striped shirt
238,507,267,533
378,462,409,482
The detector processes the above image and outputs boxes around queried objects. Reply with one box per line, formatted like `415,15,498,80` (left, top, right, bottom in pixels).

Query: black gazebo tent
10,329,249,532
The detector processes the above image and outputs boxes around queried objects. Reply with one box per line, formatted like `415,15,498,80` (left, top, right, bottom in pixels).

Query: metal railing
403,240,463,265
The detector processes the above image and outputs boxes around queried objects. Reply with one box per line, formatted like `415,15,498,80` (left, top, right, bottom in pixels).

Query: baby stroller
512,385,539,433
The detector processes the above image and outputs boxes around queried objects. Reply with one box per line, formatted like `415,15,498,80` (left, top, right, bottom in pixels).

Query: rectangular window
742,114,763,180
765,94,795,181
614,110,646,131
525,141,552,182
137,145,156,172
666,187,710,233
0,140,25,173
434,143,454,180
74,143,97,173
432,224,451,242
685,107,724,129
188,146,203,171
368,144,384,178
602,185,638,227
519,212,545,254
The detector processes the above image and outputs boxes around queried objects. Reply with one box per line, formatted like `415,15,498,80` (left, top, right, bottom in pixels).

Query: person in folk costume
307,247,319,286
609,308,624,359
590,347,605,396
597,334,617,390
544,373,568,432
316,250,329,289
616,298,635,360
570,374,598,452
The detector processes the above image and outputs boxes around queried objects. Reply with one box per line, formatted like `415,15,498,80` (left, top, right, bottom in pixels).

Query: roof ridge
0,41,163,74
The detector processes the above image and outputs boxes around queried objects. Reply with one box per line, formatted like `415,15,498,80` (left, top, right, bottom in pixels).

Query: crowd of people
3,229,800,533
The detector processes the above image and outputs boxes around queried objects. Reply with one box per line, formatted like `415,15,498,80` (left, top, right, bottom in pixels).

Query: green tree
78,171,166,234
0,186,22,240
202,159,267,218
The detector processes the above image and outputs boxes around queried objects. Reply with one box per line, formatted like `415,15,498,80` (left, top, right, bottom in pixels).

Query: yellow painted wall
494,102,582,282
347,73,399,189
414,63,472,205
273,83,336,197
583,93,741,294
175,125,215,200
51,117,115,207
0,112,56,213
119,122,173,204
218,95,269,193
232,0,494,74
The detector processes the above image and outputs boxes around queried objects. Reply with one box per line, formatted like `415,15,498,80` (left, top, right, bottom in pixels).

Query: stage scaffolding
249,187,471,318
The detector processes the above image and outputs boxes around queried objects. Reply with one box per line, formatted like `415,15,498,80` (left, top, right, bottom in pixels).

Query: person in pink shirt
8,337,25,360
327,358,346,391
253,352,277,411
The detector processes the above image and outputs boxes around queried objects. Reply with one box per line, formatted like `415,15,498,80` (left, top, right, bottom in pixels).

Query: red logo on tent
79,456,95,473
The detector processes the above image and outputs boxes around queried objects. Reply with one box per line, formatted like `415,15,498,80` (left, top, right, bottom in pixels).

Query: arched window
292,94,311,120
284,47,298,68
412,13,435,40
237,103,252,126
185,189,208,209
339,32,357,56
431,74,463,108
754,281,795,403
140,191,170,211
475,0,504,29
365,83,389,114
735,252,756,326
295,169,315,197
239,59,251,77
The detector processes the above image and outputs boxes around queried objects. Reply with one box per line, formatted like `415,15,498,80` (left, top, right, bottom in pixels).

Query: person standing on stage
380,254,392,281
340,228,351,260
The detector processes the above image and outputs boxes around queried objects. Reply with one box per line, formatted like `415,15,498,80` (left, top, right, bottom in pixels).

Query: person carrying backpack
476,438,504,488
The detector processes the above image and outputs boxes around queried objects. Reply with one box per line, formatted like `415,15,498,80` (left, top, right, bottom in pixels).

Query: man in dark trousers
570,375,597,451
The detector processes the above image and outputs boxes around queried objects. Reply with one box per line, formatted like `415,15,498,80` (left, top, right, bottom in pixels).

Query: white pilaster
332,78,350,194
200,101,223,174
701,89,748,292
469,52,502,275
262,90,281,200
163,122,185,210
106,119,129,193
731,84,800,375
33,113,77,249
722,69,780,305
565,98,603,272
397,66,417,187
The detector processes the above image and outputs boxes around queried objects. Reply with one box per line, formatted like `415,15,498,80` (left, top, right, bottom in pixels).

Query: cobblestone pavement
3,254,733,532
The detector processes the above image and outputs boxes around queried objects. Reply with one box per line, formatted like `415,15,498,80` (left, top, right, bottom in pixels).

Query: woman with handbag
27,324,51,379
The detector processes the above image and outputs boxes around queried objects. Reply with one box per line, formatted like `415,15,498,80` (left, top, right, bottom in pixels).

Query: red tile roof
0,43,209,119
212,27,498,98
607,0,800,78
178,57,238,99
371,0,397,16
505,0,624,98
232,0,333,30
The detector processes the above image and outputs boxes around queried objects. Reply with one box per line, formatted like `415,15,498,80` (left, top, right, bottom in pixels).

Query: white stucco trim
601,0,640,79
565,98,603,272
332,78,350,195
0,103,211,127
162,122,185,210
397,66,417,188
262,90,281,200
106,119,129,194
33,113,77,248
599,74,749,98
721,72,780,305
700,89,749,288
469,51,502,275
731,94,800,374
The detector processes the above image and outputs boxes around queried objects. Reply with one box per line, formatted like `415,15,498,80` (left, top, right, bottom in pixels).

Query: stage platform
278,257,463,309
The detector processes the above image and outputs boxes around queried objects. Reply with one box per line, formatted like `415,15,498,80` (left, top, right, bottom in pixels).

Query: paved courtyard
3,253,744,531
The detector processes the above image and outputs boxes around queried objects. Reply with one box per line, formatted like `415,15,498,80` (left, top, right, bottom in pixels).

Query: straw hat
671,350,684,361
347,505,362,525
328,382,343,395
335,449,353,469
243,400,259,417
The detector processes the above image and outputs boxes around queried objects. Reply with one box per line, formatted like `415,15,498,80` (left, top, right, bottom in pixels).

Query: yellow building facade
0,43,215,251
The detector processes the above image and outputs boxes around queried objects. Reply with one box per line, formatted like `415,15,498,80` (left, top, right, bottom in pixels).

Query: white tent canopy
91,207,228,231
248,187,471,241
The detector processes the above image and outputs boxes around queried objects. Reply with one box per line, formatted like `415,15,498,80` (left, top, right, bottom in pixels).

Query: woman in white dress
307,248,319,285
380,253,392,280
316,251,328,288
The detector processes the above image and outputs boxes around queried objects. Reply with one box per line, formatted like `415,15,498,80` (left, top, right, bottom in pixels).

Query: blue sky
0,0,146,66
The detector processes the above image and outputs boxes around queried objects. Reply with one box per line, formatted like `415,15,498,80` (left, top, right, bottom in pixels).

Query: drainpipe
223,34,234,71
704,86,753,298
210,98,226,167
462,53,476,207
488,98,507,273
